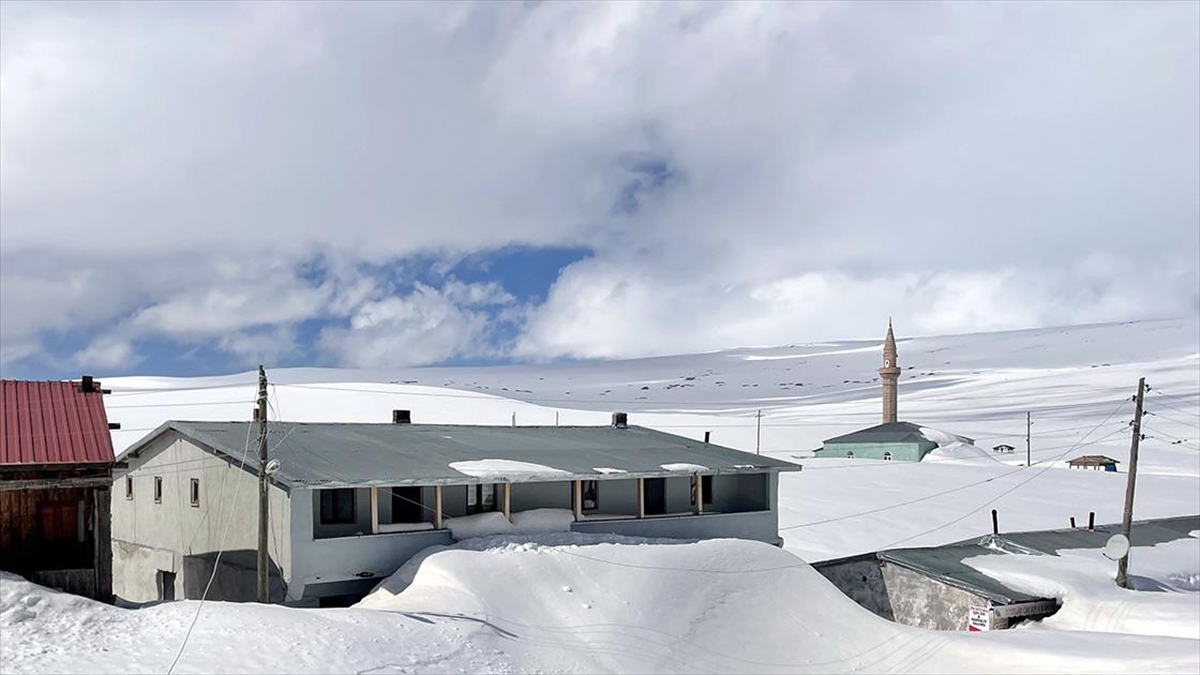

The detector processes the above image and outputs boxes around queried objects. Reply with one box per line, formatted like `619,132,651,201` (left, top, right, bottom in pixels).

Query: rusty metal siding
0,380,115,466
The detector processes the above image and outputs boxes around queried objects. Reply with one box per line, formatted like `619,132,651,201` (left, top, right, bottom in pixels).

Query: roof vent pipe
393,409,412,424
80,375,96,393
612,412,628,429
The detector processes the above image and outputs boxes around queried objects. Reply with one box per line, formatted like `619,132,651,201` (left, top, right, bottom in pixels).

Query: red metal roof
0,380,115,466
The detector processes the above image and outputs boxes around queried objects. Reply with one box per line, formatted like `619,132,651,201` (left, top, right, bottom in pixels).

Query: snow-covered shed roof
823,421,974,446
120,421,800,488
833,514,1200,605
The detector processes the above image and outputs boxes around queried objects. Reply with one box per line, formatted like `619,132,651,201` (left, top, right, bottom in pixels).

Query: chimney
612,412,628,429
393,409,412,424
80,375,96,393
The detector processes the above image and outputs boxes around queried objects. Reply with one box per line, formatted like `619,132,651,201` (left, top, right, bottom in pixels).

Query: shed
0,378,115,600
1067,455,1120,472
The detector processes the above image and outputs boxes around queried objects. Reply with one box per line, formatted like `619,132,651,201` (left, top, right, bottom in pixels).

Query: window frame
190,478,201,507
466,484,498,515
691,474,714,506
125,475,133,500
153,476,163,504
319,488,357,525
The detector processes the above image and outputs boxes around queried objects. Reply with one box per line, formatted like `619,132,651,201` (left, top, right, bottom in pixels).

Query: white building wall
111,432,290,603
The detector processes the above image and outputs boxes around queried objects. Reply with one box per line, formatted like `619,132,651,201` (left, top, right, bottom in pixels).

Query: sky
1,1,1197,379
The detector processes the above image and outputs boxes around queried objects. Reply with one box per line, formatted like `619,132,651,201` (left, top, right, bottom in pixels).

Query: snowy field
2,318,1198,673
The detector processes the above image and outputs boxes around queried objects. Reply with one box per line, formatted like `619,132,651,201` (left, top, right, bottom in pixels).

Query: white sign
968,605,991,632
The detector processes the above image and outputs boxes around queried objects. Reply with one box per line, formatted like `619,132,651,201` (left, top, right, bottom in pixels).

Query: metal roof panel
0,380,115,466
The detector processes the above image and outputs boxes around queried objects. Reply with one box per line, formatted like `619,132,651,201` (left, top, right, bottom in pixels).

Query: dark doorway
391,486,423,523
644,478,666,515
157,570,176,601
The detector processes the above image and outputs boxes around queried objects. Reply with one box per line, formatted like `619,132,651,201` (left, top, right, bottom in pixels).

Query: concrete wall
112,433,290,603
709,473,769,513
813,555,895,621
814,441,933,462
511,481,572,512
880,562,987,630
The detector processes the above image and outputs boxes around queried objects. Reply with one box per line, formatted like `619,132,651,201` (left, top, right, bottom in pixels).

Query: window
320,489,357,524
691,475,714,506
125,475,133,500
581,480,599,511
466,484,497,515
154,476,163,504
845,451,855,459
391,486,423,523
883,451,893,461
190,479,200,507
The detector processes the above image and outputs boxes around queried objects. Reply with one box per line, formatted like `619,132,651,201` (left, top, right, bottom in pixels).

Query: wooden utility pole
1026,412,1032,467
1116,377,1146,589
756,409,762,455
256,366,269,603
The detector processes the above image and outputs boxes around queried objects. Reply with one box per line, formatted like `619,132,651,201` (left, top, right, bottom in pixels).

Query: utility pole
1026,412,1032,467
256,366,269,603
756,409,762,455
1116,377,1146,589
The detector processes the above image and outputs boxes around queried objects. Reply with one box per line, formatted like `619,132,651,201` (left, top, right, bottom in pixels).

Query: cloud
72,337,139,372
1,2,1197,373
318,281,516,367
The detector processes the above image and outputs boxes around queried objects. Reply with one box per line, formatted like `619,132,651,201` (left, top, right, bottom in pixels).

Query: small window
581,480,599,511
154,476,163,504
391,486,423,523
690,475,714,505
125,475,133,500
320,489,356,524
883,452,893,461
190,479,200,507
845,451,855,459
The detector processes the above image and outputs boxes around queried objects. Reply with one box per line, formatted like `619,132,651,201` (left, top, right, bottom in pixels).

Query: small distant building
993,444,1015,454
1067,455,1119,472
0,378,115,601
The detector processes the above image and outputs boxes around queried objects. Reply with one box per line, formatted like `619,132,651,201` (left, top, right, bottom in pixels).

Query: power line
877,397,1132,550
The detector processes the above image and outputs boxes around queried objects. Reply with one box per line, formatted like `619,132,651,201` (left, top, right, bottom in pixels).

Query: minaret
879,320,900,423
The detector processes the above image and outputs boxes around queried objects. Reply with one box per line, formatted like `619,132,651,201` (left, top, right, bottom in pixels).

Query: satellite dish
265,459,282,476
1103,534,1130,561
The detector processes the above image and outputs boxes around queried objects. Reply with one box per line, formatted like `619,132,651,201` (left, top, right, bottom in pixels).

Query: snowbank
511,508,575,534
919,426,974,447
447,511,515,539
593,467,627,474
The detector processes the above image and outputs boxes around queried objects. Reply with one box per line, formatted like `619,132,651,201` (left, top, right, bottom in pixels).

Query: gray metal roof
120,421,799,488
824,421,936,445
879,515,1200,604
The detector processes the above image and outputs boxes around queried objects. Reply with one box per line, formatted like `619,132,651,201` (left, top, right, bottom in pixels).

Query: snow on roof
120,421,799,488
822,421,975,446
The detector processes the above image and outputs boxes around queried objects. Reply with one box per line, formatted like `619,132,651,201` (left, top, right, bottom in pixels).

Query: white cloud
318,281,514,367
72,337,139,372
0,2,1196,369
